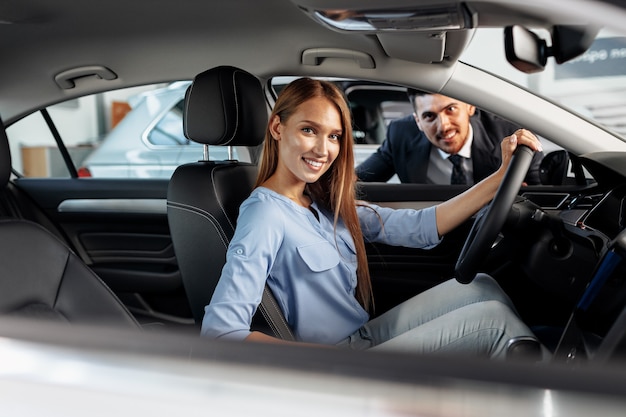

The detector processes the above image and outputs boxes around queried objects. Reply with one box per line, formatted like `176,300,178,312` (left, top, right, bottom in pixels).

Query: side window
6,82,249,179
146,99,188,146
270,76,586,186
7,97,102,178
6,112,56,177
272,77,589,184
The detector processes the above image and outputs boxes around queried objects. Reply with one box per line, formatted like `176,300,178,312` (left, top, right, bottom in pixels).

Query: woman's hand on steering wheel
454,130,542,284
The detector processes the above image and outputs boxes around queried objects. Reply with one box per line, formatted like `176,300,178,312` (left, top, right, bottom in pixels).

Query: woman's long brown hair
255,78,373,312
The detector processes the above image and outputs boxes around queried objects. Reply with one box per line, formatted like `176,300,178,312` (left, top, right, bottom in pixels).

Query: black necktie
448,154,467,185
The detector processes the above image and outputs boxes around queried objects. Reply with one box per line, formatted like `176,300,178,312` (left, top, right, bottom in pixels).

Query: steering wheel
455,145,535,284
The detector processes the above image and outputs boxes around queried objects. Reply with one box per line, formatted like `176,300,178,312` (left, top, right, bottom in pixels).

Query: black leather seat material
183,66,268,147
168,162,259,323
0,219,140,327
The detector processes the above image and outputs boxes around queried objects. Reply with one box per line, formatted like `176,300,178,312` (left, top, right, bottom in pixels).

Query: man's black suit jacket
356,110,543,185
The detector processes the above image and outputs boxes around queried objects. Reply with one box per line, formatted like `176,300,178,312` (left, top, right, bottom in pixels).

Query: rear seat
0,115,140,328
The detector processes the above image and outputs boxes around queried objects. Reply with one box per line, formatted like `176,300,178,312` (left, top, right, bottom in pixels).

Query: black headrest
0,116,11,188
183,66,267,147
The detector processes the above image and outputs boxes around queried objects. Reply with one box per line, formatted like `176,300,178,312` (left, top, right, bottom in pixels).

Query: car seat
0,115,140,327
167,66,294,339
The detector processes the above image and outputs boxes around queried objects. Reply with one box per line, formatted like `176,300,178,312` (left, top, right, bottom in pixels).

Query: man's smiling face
413,94,476,155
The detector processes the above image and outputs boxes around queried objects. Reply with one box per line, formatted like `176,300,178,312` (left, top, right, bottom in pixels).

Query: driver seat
167,66,294,339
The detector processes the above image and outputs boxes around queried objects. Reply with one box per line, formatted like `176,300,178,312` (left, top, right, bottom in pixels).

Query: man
356,89,543,185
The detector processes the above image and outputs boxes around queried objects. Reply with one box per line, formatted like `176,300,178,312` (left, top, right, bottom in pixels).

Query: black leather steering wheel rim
455,145,535,284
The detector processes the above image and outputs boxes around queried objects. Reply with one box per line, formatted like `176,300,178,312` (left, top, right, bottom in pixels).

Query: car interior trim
54,65,118,90
57,199,167,215
302,48,376,69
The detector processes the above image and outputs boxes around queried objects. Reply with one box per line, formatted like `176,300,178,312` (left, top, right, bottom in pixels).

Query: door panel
13,177,194,327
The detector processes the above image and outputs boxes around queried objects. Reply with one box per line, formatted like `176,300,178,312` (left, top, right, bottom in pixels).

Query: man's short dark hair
406,88,431,108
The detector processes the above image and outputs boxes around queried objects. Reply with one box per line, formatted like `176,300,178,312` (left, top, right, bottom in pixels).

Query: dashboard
518,156,626,354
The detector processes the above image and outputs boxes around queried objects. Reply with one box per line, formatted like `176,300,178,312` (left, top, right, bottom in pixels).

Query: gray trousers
338,274,540,359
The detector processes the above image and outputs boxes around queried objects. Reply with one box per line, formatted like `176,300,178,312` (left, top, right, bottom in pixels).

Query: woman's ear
269,114,281,140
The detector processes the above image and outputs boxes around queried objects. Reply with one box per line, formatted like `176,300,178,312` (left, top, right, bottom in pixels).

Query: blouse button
236,248,244,255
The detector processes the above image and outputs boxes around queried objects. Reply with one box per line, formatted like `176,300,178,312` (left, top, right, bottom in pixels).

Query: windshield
461,28,626,141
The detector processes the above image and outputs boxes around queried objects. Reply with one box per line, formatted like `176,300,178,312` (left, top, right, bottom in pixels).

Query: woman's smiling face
270,96,342,185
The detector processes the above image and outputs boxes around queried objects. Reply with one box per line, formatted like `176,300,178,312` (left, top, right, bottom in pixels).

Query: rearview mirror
504,26,548,73
504,24,600,73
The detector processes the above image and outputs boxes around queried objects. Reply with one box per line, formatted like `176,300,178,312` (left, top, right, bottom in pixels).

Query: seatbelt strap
259,285,295,341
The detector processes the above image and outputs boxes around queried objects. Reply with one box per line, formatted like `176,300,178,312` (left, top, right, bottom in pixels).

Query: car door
14,177,189,325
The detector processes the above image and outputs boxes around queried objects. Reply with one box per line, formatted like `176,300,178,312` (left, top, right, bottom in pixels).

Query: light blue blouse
201,187,441,344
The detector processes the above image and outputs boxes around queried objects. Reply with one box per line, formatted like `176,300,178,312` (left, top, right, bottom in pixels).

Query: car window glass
146,99,189,146
6,82,250,179
460,28,626,186
6,111,71,177
343,83,413,145
461,28,626,141
270,76,592,186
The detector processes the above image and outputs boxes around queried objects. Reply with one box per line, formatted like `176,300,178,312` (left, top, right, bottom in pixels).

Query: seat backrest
167,66,292,338
0,117,140,328
168,162,260,323
0,218,141,327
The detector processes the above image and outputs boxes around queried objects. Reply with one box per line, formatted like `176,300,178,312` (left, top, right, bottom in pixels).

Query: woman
201,78,544,358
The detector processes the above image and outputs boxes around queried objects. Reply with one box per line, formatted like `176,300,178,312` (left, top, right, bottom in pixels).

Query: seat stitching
210,166,236,232
167,202,229,248
261,286,294,340
51,250,72,322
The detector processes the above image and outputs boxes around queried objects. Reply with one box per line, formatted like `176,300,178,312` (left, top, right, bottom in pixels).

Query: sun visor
377,32,446,63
